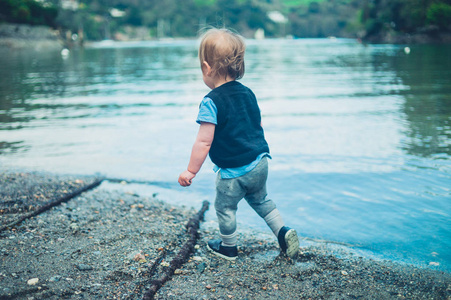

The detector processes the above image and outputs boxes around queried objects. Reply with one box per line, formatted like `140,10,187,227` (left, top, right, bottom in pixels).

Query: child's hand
178,170,196,187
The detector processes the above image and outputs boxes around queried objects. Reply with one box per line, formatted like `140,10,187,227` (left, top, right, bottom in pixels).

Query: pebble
49,276,61,282
69,223,80,232
27,278,39,285
341,270,349,276
197,262,206,273
76,264,93,271
193,256,203,261
133,252,146,261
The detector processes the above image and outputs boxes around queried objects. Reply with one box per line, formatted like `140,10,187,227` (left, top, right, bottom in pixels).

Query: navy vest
205,81,269,168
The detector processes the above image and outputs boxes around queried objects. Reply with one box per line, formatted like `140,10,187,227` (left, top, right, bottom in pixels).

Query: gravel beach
0,171,450,299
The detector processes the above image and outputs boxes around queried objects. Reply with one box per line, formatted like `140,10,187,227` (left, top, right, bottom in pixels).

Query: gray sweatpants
215,157,277,235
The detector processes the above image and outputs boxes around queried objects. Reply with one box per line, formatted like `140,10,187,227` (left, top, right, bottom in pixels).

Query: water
1,39,450,271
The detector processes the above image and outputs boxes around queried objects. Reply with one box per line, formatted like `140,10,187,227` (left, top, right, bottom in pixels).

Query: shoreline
1,23,451,50
1,170,450,299
0,24,62,50
362,29,451,44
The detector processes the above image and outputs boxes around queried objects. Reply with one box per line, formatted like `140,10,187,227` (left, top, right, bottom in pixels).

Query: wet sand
0,171,449,299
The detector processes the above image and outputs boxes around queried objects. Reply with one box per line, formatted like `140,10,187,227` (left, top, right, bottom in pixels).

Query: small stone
76,264,93,271
174,269,183,275
197,262,206,273
341,270,348,276
69,223,80,232
205,284,212,289
27,278,39,285
134,252,145,261
161,261,170,267
429,262,440,266
49,276,61,282
192,256,203,261
194,245,200,249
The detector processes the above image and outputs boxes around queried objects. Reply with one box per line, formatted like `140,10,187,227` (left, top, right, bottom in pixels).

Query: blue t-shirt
196,97,270,179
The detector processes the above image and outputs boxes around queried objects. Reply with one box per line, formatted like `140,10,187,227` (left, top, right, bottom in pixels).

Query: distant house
60,0,79,11
110,8,126,18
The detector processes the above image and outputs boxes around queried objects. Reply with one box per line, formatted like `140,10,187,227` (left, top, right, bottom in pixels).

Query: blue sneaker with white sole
277,226,299,259
207,239,238,261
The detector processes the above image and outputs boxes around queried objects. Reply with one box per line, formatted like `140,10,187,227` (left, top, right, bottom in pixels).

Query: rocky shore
0,171,450,299
363,26,451,44
0,24,62,49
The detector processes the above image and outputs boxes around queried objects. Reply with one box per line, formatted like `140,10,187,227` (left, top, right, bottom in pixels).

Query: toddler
178,28,299,260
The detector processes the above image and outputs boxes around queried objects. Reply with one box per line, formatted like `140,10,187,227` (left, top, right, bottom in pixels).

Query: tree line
0,0,450,41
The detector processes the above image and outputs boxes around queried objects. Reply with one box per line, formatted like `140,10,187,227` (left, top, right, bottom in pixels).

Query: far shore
1,23,451,51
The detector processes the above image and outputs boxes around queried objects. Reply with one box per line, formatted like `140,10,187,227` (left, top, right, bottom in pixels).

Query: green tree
0,0,57,27
427,2,451,29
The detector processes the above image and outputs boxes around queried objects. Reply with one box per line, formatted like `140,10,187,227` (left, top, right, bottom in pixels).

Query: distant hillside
0,0,449,43
0,0,58,27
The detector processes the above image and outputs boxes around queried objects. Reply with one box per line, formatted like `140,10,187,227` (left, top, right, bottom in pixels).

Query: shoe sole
284,229,300,259
206,243,237,261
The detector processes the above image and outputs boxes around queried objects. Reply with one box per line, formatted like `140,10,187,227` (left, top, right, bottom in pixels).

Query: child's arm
178,122,215,187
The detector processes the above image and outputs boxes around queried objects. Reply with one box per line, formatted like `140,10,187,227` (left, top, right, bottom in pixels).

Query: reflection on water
397,46,451,157
0,39,450,271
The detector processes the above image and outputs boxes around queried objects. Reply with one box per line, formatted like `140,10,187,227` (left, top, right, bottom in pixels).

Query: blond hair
198,28,245,80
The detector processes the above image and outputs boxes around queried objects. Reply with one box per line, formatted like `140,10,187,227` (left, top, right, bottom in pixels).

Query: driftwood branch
142,200,209,300
0,178,104,232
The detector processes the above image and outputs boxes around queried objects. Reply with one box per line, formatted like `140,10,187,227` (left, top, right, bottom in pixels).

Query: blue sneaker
207,239,238,261
277,226,299,259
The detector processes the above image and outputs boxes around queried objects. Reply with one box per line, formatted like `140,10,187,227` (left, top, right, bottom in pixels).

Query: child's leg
239,158,299,259
263,208,285,237
243,158,285,236
214,173,246,246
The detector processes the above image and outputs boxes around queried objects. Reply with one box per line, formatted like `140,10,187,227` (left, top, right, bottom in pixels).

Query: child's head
199,28,245,80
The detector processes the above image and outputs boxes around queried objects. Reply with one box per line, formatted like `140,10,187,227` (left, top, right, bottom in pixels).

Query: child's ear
202,61,212,76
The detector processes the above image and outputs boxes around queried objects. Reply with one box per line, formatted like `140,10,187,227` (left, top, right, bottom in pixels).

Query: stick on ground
142,200,209,300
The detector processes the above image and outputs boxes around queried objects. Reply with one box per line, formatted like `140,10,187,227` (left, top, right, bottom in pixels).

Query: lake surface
1,39,450,271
